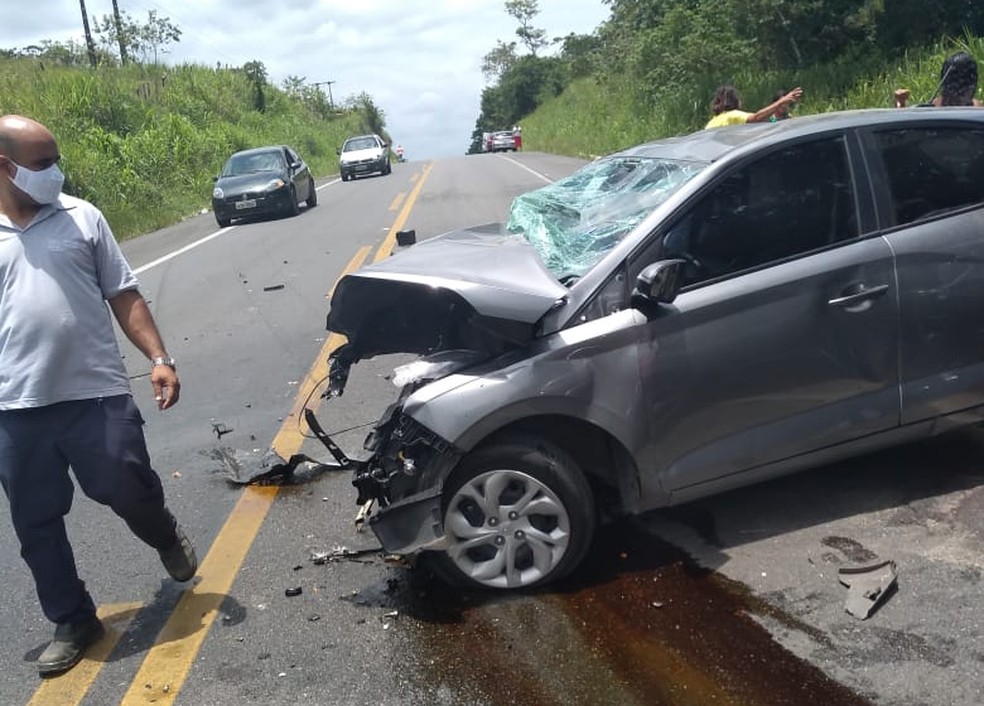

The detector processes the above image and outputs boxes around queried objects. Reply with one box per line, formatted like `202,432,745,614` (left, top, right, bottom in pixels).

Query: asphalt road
2,151,983,706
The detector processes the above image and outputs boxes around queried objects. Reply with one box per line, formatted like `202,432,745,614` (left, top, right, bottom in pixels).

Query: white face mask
9,161,65,205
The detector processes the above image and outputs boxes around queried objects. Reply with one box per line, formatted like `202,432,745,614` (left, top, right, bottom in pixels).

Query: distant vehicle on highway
490,130,517,152
324,108,984,591
338,134,391,181
211,145,315,228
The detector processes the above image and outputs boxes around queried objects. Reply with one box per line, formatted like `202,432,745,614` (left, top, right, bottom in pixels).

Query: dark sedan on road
324,108,984,591
212,145,316,227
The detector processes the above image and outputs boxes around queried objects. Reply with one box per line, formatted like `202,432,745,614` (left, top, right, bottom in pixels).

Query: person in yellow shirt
706,84,803,128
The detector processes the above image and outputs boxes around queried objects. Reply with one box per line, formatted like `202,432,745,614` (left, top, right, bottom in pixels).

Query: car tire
215,214,231,228
286,186,300,216
434,434,596,590
307,180,318,207
384,160,392,175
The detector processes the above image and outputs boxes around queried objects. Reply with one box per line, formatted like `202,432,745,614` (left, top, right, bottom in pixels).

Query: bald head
0,115,58,164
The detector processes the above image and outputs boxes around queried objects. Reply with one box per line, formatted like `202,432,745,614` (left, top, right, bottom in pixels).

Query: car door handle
827,284,890,307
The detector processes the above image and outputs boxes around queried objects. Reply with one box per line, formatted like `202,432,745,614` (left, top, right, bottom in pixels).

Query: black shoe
38,614,105,676
159,524,197,582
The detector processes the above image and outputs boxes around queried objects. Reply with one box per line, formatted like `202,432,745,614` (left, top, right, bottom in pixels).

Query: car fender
401,308,654,494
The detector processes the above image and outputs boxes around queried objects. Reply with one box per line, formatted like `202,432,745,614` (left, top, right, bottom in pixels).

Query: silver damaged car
323,108,984,590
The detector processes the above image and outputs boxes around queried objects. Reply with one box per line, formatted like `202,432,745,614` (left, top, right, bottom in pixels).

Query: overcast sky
1,0,610,159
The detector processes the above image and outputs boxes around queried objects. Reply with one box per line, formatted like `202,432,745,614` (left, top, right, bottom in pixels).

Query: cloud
0,0,610,158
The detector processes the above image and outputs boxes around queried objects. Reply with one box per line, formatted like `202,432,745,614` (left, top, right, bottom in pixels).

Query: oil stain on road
381,523,872,706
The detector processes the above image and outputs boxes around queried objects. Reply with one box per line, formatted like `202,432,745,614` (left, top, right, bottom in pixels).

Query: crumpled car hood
325,226,567,383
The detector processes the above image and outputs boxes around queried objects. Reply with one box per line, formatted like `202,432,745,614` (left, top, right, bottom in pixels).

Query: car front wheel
285,186,300,216
436,434,595,590
307,179,318,207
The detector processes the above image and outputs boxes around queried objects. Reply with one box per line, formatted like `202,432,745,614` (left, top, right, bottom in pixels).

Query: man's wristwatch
151,355,177,370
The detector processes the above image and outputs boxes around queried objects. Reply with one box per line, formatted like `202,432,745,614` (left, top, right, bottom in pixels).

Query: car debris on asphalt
838,559,898,619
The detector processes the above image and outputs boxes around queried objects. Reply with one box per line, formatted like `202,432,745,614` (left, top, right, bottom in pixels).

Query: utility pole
111,0,128,65
312,80,336,110
78,0,97,68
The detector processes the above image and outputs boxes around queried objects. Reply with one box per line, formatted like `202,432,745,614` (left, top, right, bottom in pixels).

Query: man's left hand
151,365,180,410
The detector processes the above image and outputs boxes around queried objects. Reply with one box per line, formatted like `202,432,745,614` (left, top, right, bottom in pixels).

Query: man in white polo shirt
0,115,197,676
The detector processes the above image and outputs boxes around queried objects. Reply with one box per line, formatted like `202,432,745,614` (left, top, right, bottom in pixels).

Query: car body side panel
402,309,659,500
633,236,900,505
885,207,984,423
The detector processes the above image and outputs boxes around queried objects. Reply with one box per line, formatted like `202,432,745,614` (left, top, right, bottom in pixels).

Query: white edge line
501,155,552,184
132,178,341,275
133,228,231,274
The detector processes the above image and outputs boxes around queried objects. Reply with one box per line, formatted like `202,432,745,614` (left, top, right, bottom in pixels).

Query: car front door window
664,137,859,287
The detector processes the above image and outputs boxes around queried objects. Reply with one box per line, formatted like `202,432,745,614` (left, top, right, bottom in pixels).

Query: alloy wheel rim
444,469,571,588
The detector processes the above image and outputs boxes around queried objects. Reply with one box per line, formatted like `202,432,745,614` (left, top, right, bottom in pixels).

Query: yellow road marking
388,191,406,212
374,161,434,263
118,245,374,706
27,603,141,706
110,166,435,704
327,245,371,298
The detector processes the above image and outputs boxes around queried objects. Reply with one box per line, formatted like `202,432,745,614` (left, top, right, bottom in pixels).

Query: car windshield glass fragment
224,152,283,176
344,138,377,152
507,156,706,281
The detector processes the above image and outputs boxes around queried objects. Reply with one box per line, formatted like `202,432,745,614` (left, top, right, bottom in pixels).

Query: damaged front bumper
362,487,447,553
318,353,486,556
348,389,463,555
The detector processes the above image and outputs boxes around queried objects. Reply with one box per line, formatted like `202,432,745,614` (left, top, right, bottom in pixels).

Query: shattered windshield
507,156,706,281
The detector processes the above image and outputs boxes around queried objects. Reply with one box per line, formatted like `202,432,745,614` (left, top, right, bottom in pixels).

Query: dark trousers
0,395,177,624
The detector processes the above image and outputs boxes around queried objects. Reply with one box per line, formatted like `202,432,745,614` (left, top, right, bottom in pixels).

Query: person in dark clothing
0,115,197,676
894,51,981,108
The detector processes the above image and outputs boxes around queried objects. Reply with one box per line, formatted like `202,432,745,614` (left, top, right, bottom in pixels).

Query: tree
242,60,268,113
482,40,519,81
346,92,388,137
506,0,548,56
557,32,602,78
139,10,181,63
281,76,334,120
92,9,181,64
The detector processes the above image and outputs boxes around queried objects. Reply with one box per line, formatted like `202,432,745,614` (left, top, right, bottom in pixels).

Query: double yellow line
28,161,435,706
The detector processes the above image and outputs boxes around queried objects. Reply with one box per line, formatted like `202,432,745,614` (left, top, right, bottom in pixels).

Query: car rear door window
662,137,858,286
871,127,984,227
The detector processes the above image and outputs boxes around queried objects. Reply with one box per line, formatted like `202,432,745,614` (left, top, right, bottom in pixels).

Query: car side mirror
632,260,685,307
336,148,341,155
213,175,219,182
290,161,301,169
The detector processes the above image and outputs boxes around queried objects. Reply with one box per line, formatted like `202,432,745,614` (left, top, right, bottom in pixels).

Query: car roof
615,107,984,163
231,145,288,157
345,134,380,142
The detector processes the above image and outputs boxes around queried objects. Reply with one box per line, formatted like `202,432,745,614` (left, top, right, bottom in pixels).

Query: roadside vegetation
0,11,389,238
471,1,984,158
4,3,983,238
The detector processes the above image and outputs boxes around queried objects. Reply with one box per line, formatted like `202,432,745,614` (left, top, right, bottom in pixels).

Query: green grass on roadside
523,35,984,158
0,59,371,238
